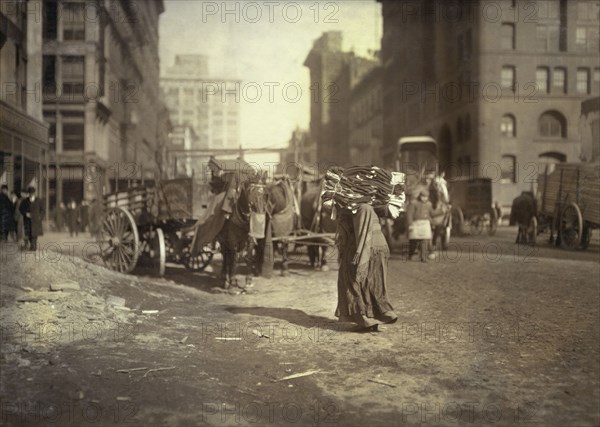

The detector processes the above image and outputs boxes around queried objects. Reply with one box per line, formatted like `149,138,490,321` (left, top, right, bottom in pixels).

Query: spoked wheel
138,228,166,276
182,241,216,272
97,207,140,273
560,202,583,250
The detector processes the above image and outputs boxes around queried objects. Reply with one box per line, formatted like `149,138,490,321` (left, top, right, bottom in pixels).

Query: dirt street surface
1,227,599,427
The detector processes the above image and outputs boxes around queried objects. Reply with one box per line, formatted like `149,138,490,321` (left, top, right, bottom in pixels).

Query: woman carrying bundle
335,202,400,331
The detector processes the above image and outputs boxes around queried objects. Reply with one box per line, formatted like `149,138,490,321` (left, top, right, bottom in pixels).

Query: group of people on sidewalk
0,185,44,251
54,198,102,238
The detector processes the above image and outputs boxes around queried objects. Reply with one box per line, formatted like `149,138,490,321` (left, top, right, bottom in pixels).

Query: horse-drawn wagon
535,161,600,250
449,177,497,236
96,177,216,276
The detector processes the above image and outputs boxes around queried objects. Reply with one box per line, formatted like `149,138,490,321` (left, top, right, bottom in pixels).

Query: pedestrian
494,201,502,227
55,201,66,232
335,203,398,331
13,191,25,247
66,199,80,237
0,185,14,242
407,190,434,262
19,187,45,251
9,191,18,241
80,200,89,233
88,198,103,238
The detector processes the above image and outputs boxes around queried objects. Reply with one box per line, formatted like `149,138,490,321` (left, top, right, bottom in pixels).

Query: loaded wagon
535,161,600,250
449,177,497,236
96,177,216,276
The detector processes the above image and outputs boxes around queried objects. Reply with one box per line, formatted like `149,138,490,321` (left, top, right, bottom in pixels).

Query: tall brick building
304,31,378,169
379,0,600,205
41,0,168,205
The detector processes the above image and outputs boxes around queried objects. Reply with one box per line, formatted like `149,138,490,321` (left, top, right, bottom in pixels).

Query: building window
501,23,515,50
501,114,516,138
553,67,567,94
577,68,590,94
593,68,600,93
501,155,516,183
63,122,85,151
43,1,58,40
42,55,57,96
62,3,86,41
501,66,516,91
62,56,85,100
578,1,600,20
537,0,559,18
589,27,600,53
576,27,587,51
539,111,567,138
536,67,550,93
536,25,559,51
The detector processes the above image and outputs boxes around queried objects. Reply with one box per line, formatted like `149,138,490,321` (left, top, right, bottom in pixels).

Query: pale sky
159,0,382,157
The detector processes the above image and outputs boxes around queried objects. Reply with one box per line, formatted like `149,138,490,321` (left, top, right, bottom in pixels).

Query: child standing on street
407,190,434,262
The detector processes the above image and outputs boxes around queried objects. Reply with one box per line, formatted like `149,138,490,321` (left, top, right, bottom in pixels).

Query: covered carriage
448,177,497,236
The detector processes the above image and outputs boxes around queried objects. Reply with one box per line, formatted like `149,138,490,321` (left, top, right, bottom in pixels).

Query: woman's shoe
379,311,398,324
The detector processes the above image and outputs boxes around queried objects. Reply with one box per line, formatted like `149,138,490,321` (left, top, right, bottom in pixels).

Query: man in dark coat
0,185,14,241
55,202,66,232
19,187,45,251
66,199,80,237
80,200,89,233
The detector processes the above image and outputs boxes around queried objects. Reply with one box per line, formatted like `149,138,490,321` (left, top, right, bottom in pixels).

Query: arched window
501,114,516,137
501,155,516,183
539,111,567,138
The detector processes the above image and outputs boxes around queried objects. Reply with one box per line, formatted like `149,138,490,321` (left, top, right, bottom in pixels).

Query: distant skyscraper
161,55,241,151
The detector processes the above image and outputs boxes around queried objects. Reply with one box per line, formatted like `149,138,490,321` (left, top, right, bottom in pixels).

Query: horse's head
243,180,268,215
429,175,450,208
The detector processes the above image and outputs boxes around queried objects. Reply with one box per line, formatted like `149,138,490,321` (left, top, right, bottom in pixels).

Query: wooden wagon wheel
560,202,583,250
182,242,215,272
97,207,140,273
150,228,166,276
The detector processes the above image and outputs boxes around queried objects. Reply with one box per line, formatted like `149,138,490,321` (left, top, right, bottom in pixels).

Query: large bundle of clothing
321,166,405,215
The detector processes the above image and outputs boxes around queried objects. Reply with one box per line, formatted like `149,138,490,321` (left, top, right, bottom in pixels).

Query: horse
509,191,537,245
428,175,451,250
300,180,337,270
198,172,261,288
246,177,297,277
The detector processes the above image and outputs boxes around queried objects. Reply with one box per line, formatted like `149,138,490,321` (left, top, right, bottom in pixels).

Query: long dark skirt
335,248,394,323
